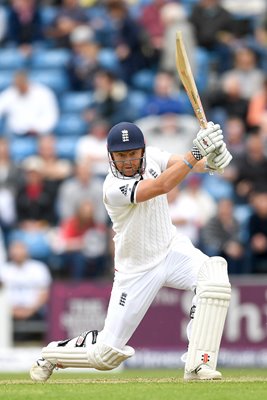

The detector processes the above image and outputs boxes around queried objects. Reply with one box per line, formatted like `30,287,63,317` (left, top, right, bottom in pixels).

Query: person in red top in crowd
50,199,108,280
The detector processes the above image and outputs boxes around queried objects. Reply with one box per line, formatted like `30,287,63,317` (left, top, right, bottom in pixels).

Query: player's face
111,149,144,177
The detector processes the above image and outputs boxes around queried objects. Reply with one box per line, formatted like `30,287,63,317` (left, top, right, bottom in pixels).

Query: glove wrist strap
191,146,203,161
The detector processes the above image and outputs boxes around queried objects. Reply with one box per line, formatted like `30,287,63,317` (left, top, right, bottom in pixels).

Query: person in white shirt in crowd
0,70,59,136
31,120,232,382
75,118,109,179
56,160,107,224
0,241,52,339
167,174,217,246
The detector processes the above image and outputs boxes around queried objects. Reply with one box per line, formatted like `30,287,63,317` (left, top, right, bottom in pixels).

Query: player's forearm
136,151,197,202
158,151,198,193
192,157,207,173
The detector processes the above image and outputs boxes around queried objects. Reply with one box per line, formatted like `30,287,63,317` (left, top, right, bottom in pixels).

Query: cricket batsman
31,121,232,381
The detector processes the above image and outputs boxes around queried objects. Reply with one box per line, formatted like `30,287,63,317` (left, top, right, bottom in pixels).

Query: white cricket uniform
101,146,208,349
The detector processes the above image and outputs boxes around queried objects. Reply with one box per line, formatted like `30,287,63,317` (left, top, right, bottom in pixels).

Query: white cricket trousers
100,235,208,349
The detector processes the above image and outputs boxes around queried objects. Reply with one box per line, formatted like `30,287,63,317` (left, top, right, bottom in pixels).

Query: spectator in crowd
0,138,22,238
56,160,107,224
0,138,22,193
83,69,136,125
247,77,267,129
190,0,235,71
49,200,108,280
105,0,155,83
36,135,73,191
224,116,247,159
46,0,88,48
75,118,109,178
200,198,245,274
247,190,267,273
221,47,265,101
227,132,267,204
16,156,58,229
167,185,203,246
136,113,199,155
0,70,59,137
205,74,249,127
138,0,167,67
140,70,191,118
69,25,100,91
0,240,52,341
160,1,197,76
168,174,217,245
6,0,43,56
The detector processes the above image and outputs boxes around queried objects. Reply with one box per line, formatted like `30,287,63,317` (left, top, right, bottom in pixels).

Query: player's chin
123,169,136,177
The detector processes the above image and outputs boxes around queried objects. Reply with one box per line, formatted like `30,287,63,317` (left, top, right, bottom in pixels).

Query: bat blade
176,31,208,129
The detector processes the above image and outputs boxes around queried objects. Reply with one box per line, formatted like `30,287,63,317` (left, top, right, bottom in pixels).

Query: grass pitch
0,369,266,400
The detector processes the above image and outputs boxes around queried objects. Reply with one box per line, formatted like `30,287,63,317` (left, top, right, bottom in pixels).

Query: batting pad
42,341,134,370
185,257,231,373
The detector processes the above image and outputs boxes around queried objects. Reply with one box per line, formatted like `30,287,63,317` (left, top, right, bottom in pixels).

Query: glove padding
206,142,233,172
193,122,224,157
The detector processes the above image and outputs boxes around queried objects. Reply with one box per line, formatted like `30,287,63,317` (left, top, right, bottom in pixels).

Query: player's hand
206,142,233,173
193,122,224,158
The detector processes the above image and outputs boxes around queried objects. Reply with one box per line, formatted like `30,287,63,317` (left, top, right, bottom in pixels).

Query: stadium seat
54,113,89,137
8,229,51,261
40,5,58,27
128,90,148,118
0,48,27,70
195,47,210,94
55,136,79,161
97,48,121,73
31,48,72,69
29,69,70,94
10,137,38,162
131,69,155,93
60,92,93,113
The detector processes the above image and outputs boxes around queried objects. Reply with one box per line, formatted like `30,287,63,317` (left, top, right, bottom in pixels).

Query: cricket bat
175,31,208,129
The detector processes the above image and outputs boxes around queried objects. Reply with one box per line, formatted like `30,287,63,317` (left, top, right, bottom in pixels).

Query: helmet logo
121,129,129,142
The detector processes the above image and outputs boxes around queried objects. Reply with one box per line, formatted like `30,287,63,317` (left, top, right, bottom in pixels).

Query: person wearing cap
31,121,232,382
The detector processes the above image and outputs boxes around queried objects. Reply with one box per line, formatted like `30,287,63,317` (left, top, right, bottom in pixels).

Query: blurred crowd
0,0,267,340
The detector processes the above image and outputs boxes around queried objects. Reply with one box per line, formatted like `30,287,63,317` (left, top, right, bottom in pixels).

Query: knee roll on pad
42,330,135,370
185,257,231,373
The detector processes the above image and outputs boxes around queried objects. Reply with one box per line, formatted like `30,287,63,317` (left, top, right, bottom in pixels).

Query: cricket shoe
184,364,222,381
30,358,56,382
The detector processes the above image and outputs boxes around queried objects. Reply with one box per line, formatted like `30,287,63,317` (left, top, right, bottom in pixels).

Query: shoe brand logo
119,184,129,196
122,129,129,142
119,292,127,306
201,353,210,363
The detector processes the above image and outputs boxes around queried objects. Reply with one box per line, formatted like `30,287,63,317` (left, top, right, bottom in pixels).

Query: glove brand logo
119,292,127,306
201,353,210,363
119,184,129,196
121,129,129,142
202,138,209,148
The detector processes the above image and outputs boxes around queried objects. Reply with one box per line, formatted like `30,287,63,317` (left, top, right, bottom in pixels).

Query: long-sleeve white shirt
0,82,59,135
103,146,177,274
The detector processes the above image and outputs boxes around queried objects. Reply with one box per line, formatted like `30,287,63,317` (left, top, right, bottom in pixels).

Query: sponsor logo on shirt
119,292,127,306
149,168,158,178
119,184,129,196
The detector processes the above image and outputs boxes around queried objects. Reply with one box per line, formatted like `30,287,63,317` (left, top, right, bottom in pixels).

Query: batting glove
191,122,224,160
206,142,233,172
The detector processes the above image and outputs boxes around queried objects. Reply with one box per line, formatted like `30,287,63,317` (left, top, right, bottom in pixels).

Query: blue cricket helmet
107,122,145,152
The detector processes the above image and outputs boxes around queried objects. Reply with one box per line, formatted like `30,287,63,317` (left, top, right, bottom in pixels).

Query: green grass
0,369,266,400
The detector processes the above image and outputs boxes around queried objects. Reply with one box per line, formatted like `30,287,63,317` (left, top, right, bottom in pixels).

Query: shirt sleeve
146,146,171,172
104,177,141,206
